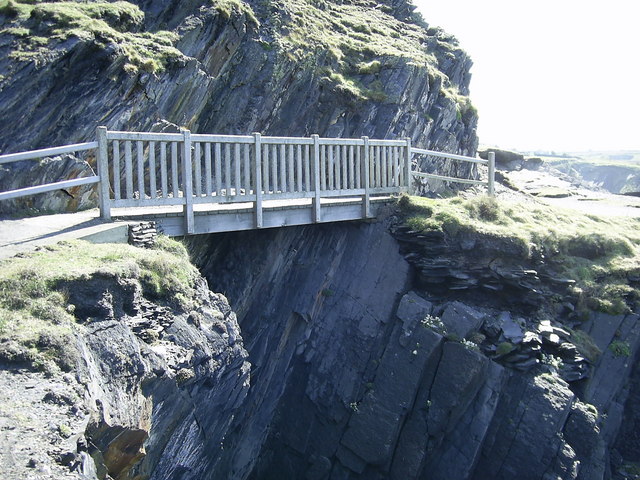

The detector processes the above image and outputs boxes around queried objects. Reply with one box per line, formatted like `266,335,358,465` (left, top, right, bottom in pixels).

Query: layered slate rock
73,272,250,479
0,0,479,215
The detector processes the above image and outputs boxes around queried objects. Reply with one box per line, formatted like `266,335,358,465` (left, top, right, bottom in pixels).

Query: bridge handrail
0,141,98,164
0,141,100,201
0,128,496,231
411,147,495,196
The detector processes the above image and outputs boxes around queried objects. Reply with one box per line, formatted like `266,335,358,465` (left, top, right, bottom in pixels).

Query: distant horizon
413,0,640,153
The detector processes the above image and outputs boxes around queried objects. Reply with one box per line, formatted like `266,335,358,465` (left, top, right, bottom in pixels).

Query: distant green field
541,151,640,173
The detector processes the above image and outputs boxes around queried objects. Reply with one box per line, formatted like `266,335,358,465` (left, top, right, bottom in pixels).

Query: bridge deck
113,195,394,236
0,196,394,259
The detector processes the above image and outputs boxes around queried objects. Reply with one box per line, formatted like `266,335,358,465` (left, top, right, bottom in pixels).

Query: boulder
478,148,525,171
440,301,485,339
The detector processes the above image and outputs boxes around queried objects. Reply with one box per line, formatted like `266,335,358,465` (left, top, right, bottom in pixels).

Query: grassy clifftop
0,237,199,373
0,0,183,73
399,194,640,316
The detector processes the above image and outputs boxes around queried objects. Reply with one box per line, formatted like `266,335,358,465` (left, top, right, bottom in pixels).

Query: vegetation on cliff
0,0,183,73
399,194,640,316
0,236,197,373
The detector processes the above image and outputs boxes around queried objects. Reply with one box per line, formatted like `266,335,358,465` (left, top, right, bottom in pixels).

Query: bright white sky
413,0,640,152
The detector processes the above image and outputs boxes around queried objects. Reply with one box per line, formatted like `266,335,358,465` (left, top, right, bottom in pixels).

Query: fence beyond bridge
0,128,495,236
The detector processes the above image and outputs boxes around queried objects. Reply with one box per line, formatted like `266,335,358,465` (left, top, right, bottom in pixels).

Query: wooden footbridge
0,128,495,237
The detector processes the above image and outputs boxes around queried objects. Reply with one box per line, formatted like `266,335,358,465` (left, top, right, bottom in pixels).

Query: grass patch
609,340,631,357
212,0,258,26
569,329,602,363
267,0,471,107
1,0,183,73
0,237,198,373
398,194,640,315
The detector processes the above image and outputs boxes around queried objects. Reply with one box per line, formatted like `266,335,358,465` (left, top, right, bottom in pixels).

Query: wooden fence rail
0,127,495,234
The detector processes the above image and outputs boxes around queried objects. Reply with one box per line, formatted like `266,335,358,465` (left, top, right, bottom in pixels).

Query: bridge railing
0,141,100,201
97,128,413,232
0,127,495,233
411,147,495,196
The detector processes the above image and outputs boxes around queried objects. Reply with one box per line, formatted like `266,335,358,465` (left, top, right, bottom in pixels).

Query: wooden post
96,126,111,220
182,129,194,234
404,137,412,193
312,134,321,223
488,151,496,197
253,133,263,228
362,136,370,218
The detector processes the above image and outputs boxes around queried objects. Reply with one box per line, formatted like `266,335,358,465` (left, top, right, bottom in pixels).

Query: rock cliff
0,0,478,214
182,206,640,480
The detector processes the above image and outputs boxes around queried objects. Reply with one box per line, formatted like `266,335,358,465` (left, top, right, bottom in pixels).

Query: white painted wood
0,175,101,201
411,147,487,164
295,144,302,192
108,131,183,142
355,145,361,188
124,140,133,199
279,144,286,193
362,137,371,218
288,144,294,193
334,145,341,190
225,143,232,198
112,140,121,201
341,145,347,190
367,139,405,147
387,147,394,187
404,138,412,189
268,144,276,193
112,197,184,208
304,145,311,192
182,129,194,234
243,144,250,194
312,135,321,222
392,147,399,187
0,141,98,164
488,151,496,196
381,146,388,188
214,143,222,197
411,171,486,185
194,142,202,196
191,193,258,204
320,145,326,191
171,142,179,198
204,143,212,196
328,145,334,191
154,198,393,236
348,145,354,189
96,127,111,220
136,140,145,199
234,143,241,196
262,143,270,193
253,133,263,228
149,141,157,199
191,134,253,143
262,137,314,145
160,142,168,197
376,146,382,187
4,129,500,237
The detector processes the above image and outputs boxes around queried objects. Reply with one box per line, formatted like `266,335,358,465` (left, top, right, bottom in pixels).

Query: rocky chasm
7,213,640,480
